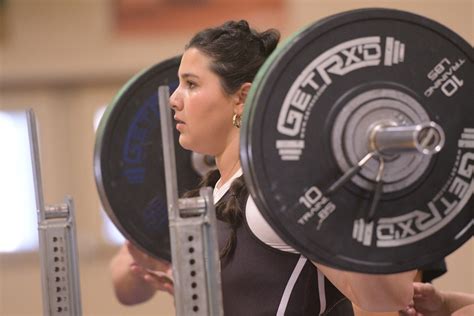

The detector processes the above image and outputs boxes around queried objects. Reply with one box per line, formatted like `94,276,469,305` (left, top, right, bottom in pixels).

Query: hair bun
186,19,280,94
258,29,280,56
235,20,251,31
222,20,251,37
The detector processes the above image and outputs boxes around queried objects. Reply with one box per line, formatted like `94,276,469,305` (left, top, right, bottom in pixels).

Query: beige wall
0,0,472,315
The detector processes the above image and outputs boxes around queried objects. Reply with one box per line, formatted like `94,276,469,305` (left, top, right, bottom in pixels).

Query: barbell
94,8,473,273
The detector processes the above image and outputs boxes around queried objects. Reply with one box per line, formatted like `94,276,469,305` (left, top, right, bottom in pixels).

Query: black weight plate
94,56,201,261
241,8,473,273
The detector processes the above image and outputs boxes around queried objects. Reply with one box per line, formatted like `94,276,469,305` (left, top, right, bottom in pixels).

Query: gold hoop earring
232,114,241,128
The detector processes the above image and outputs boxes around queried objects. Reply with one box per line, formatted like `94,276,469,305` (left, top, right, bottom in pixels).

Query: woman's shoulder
245,195,299,254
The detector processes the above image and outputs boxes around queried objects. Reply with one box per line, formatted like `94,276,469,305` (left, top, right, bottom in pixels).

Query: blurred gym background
0,0,472,315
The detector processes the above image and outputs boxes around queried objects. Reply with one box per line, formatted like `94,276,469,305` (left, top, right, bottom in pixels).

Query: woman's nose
169,88,182,111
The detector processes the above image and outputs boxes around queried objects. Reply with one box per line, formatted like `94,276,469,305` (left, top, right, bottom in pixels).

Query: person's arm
246,197,415,312
110,241,173,305
452,304,474,316
400,282,474,316
314,262,416,312
353,270,423,316
442,290,474,314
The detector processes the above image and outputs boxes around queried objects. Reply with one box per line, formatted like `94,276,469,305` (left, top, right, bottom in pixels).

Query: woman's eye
187,81,196,89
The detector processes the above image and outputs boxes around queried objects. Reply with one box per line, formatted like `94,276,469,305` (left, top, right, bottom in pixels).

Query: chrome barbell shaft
370,121,445,156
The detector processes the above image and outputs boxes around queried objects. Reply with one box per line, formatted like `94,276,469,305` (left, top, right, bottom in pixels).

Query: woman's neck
215,136,241,188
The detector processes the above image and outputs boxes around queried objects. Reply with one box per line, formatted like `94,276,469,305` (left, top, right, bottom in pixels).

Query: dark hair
183,170,247,261
185,20,280,94
183,20,279,260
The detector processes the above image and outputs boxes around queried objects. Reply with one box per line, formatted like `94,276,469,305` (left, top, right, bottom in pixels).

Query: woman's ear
234,82,252,114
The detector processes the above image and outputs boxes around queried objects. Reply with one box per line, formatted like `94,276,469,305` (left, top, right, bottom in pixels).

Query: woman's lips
174,117,185,130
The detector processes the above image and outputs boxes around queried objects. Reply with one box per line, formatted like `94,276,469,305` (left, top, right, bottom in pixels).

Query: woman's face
170,48,238,155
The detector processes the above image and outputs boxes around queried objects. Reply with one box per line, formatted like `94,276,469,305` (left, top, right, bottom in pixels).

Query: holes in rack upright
51,234,69,314
187,234,200,312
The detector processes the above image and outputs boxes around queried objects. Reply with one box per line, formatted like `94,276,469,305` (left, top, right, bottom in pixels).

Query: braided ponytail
182,170,247,261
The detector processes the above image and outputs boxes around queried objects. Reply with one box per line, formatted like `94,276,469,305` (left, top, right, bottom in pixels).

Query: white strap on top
212,167,298,254
213,168,243,204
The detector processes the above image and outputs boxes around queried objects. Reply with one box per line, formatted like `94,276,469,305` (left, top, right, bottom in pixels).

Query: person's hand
399,282,448,316
125,241,174,295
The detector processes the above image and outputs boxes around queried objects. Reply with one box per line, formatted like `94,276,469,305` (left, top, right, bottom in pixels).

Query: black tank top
214,180,353,316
